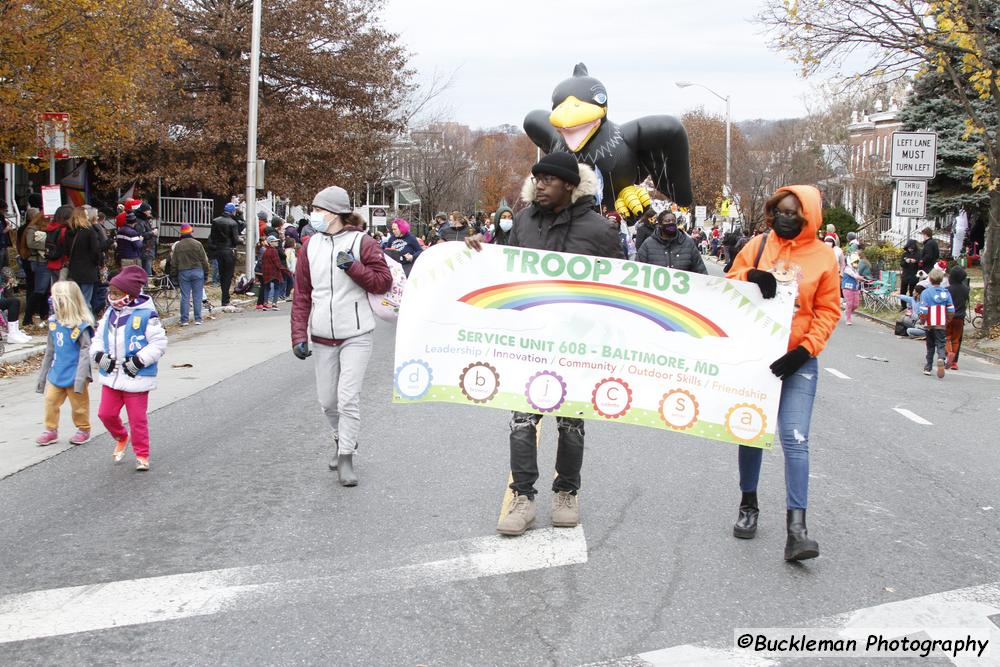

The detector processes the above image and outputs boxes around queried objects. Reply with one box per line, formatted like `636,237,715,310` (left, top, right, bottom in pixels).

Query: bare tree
731,116,836,233
405,129,477,221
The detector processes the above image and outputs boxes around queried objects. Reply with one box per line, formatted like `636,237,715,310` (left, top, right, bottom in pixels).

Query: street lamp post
244,0,263,279
676,81,731,199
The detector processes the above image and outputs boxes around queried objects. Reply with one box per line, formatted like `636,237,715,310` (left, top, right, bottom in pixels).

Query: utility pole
244,0,263,279
724,94,731,198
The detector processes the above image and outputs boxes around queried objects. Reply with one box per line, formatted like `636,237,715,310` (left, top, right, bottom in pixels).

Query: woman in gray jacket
636,210,707,274
289,186,392,486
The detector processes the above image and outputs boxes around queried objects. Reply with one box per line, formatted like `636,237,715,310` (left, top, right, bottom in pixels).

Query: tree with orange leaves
473,131,537,212
0,0,183,166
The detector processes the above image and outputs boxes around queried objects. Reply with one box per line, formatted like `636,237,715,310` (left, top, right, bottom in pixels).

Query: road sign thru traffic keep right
894,179,927,218
890,132,937,179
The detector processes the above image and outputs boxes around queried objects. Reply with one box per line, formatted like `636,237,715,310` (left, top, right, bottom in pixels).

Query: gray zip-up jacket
636,230,707,274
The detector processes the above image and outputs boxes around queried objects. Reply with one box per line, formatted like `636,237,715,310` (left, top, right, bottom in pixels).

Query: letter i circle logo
525,371,567,413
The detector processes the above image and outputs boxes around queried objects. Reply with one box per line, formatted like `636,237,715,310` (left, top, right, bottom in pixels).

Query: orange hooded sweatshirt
726,185,841,356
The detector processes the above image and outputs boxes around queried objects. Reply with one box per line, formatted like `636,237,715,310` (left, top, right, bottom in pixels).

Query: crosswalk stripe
0,526,588,644
600,580,1000,666
824,368,851,380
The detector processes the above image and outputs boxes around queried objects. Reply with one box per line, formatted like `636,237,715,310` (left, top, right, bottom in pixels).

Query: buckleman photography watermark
734,628,994,660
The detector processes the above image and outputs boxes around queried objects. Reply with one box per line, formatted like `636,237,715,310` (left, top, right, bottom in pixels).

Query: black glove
336,250,355,271
95,352,116,373
293,341,312,360
769,346,811,380
122,356,146,378
746,269,777,299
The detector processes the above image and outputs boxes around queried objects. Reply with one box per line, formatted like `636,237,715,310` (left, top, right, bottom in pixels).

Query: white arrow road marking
893,408,933,425
0,526,587,644
601,580,1000,666
824,368,851,380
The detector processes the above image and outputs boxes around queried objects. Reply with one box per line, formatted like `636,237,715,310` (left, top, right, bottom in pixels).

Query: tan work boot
497,494,536,536
551,491,580,527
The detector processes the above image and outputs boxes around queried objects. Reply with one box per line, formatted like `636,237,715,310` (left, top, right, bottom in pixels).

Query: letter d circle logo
395,360,433,400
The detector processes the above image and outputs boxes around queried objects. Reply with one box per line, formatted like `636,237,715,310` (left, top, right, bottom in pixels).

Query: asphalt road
1,295,999,665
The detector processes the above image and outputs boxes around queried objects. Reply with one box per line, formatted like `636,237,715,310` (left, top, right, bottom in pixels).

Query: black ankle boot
733,491,759,539
784,509,819,561
337,453,357,486
328,438,338,471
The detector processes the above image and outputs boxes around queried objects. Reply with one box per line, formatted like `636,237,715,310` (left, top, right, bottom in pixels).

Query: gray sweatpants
312,332,373,454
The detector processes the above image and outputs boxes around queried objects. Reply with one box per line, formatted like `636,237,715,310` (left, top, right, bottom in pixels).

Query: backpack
234,273,255,294
894,320,908,336
44,227,64,261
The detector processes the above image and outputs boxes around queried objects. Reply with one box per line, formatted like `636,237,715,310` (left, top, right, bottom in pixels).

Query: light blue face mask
499,219,513,232
310,210,330,234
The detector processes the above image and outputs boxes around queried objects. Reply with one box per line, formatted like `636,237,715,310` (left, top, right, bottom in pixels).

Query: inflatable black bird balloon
524,63,694,220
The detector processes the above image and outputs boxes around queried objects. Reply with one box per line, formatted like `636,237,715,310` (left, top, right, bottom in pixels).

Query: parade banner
392,243,795,449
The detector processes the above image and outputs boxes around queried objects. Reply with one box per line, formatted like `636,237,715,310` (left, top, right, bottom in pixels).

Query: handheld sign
41,185,62,217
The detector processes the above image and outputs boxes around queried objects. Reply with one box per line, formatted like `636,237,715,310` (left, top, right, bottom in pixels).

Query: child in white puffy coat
91,266,167,471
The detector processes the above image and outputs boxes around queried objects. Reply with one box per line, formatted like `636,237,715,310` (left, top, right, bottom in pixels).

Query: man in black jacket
467,152,622,537
636,210,707,274
634,207,657,252
919,227,940,272
208,203,241,306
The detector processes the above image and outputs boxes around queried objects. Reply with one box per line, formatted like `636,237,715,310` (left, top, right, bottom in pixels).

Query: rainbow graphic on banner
459,280,727,338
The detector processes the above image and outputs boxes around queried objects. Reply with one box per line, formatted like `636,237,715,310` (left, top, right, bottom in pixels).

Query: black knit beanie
531,152,581,186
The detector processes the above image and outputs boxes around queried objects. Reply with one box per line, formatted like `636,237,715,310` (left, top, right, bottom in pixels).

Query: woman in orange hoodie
726,185,841,561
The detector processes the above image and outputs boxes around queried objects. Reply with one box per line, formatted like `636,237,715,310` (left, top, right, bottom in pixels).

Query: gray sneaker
497,494,536,536
551,491,580,527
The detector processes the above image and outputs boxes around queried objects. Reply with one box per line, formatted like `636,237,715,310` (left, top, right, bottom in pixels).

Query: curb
1,300,254,367
855,309,1000,365
0,344,47,365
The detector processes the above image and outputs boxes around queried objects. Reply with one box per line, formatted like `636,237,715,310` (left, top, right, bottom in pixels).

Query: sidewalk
0,308,292,478
855,308,1000,364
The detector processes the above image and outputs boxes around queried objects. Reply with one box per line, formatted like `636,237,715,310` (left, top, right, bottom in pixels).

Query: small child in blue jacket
35,281,95,445
918,268,955,378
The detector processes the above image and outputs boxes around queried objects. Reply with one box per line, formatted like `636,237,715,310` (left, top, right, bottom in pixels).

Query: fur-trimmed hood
520,162,600,205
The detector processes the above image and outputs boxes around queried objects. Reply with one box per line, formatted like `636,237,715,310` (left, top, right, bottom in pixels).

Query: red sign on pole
37,112,71,159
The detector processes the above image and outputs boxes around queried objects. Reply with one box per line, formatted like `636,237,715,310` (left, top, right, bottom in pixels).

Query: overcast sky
380,0,820,130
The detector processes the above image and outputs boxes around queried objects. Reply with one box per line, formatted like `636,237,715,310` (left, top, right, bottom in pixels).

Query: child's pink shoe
69,430,91,445
36,430,58,446
113,437,129,462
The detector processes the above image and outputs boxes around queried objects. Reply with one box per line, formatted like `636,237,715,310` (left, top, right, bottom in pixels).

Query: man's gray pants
312,332,373,455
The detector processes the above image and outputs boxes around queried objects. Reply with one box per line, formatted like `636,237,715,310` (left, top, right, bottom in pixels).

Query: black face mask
772,212,803,240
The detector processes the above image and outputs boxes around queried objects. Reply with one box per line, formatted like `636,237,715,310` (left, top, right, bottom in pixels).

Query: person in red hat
91,265,168,471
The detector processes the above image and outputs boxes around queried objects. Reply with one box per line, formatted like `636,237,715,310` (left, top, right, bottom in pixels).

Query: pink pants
98,386,151,458
844,289,860,322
